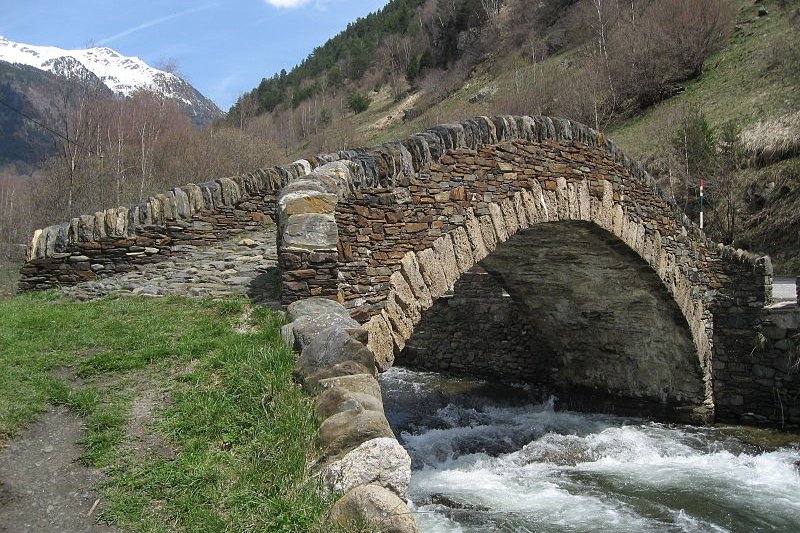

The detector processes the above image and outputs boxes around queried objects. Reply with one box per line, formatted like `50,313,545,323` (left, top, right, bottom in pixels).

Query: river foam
381,367,800,533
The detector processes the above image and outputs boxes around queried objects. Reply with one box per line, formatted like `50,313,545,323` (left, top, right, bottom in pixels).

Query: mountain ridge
0,36,222,127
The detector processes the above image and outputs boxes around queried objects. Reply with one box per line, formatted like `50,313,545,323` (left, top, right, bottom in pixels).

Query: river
380,367,800,533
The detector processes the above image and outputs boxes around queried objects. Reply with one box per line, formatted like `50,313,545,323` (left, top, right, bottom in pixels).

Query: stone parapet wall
715,305,800,426
20,164,310,291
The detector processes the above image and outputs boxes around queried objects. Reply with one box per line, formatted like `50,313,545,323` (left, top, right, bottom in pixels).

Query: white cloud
264,0,311,7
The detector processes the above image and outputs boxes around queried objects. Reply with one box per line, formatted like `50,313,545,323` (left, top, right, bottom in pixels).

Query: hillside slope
0,61,101,169
235,0,798,271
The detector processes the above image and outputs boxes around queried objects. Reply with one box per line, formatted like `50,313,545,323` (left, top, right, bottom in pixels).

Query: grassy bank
0,292,357,532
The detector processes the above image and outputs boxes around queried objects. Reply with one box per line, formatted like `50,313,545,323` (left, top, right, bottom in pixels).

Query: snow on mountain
0,36,222,125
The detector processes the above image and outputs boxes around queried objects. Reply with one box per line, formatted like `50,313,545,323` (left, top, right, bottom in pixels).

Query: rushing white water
380,367,800,533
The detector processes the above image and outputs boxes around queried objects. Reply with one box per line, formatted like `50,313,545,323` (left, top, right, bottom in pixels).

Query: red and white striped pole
699,178,705,230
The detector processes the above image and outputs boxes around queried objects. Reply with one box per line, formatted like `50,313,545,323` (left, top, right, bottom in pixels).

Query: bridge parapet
19,163,311,291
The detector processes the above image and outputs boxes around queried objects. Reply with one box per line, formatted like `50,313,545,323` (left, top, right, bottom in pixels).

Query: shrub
347,92,371,114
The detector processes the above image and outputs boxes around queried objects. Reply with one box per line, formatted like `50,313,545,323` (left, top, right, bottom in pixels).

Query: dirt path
0,406,116,533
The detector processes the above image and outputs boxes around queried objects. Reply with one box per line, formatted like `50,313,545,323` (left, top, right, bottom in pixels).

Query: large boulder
331,484,419,533
322,437,411,499
315,386,384,421
282,298,359,350
295,326,376,379
303,361,375,393
318,404,394,459
316,374,383,401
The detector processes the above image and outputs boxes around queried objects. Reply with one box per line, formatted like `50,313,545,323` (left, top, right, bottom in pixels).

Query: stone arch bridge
274,115,793,426
21,115,797,427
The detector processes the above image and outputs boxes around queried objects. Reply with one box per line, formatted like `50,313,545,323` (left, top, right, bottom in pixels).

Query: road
773,277,797,302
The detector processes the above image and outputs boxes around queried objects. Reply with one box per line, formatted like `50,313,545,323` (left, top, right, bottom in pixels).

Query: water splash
380,367,800,533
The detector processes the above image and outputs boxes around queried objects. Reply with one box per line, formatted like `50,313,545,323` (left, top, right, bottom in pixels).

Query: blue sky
0,0,390,110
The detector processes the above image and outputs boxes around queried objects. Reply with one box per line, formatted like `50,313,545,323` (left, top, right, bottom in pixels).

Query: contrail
98,4,217,45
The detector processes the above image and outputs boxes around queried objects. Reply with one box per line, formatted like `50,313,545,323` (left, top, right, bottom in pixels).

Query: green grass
0,292,362,532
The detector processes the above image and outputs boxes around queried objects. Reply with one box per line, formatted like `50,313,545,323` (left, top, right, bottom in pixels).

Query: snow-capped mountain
0,36,221,126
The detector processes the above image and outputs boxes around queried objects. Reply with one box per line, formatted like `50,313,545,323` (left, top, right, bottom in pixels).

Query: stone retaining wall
282,298,418,532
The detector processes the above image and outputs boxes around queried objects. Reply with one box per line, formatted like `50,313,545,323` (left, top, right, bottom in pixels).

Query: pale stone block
488,203,508,242
450,227,475,273
611,204,624,236
160,193,176,221
577,180,591,221
500,199,519,236
465,209,489,261
293,159,312,175
182,184,205,214
331,484,419,533
315,162,353,198
521,189,541,224
432,234,459,287
365,313,395,372
389,320,406,353
173,187,191,218
389,271,421,325
282,213,338,251
218,177,241,205
416,247,449,298
279,191,338,216
399,252,433,311
103,208,117,237
78,215,95,241
322,438,411,499
115,207,129,237
514,192,529,229
555,177,569,220
566,182,579,220
479,215,498,253
384,293,414,341
93,211,107,239
28,229,42,260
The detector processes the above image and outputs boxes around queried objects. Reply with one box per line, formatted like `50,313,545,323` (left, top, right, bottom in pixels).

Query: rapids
380,367,800,533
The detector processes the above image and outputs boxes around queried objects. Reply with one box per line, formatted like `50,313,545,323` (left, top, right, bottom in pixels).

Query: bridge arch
277,115,772,424
356,183,715,421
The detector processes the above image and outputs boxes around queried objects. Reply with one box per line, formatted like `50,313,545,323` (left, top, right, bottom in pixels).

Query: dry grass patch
741,111,800,167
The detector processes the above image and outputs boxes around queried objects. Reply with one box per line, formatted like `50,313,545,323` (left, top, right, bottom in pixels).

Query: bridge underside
398,221,709,421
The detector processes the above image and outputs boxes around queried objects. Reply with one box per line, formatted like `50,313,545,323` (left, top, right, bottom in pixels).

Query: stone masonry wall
398,265,550,383
20,164,310,291
715,304,800,426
